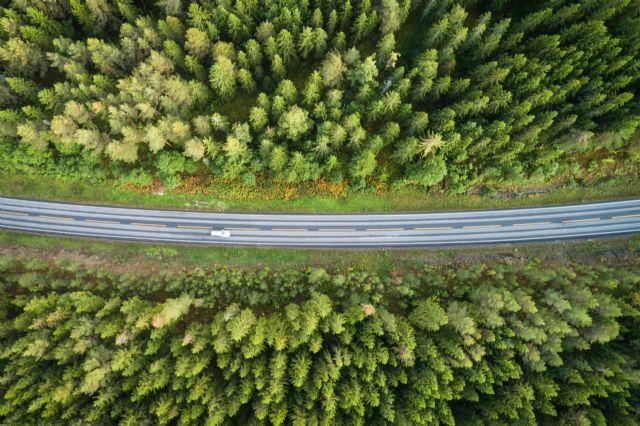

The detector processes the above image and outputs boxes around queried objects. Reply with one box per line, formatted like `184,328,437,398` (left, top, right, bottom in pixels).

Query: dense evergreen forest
0,256,638,424
1,0,639,192
2,1,640,424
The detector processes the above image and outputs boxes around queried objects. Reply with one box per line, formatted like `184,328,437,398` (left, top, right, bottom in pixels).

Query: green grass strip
1,173,639,213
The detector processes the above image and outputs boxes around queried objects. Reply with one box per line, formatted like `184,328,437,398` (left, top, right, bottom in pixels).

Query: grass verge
1,173,640,213
2,229,638,274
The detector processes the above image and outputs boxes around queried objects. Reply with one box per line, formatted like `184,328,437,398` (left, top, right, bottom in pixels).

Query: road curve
1,196,640,248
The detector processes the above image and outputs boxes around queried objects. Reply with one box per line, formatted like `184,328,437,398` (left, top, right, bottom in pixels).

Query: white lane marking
177,225,211,229
131,222,166,227
270,228,308,232
39,215,74,221
366,228,404,231
84,219,120,224
414,226,453,231
225,227,259,231
612,214,640,219
512,221,551,227
0,210,28,216
562,218,601,223
463,224,502,230
319,228,356,232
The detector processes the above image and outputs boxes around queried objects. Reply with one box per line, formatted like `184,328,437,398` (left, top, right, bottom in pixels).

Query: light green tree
271,54,286,80
249,106,268,131
320,51,344,88
269,145,288,175
298,27,315,59
278,106,312,141
106,140,138,163
349,149,377,182
277,29,296,63
237,68,256,93
379,0,401,35
209,56,237,99
245,39,263,68
276,80,297,104
0,38,48,77
184,138,205,160
184,27,210,59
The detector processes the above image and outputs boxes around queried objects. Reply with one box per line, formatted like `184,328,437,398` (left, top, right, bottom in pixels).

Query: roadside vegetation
2,229,639,273
2,171,639,213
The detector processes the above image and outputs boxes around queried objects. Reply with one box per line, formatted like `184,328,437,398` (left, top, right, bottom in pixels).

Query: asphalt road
1,196,640,248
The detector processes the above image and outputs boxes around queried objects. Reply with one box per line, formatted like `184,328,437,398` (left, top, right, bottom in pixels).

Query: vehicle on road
210,229,231,238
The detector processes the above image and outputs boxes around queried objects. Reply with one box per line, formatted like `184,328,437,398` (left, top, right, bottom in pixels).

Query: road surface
1,196,640,248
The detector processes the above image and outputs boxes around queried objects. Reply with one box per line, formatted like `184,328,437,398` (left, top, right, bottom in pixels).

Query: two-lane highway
1,196,640,247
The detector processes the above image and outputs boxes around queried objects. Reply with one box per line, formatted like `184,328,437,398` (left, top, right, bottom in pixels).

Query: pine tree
184,54,206,80
156,0,182,16
209,56,237,99
249,106,268,131
184,27,210,59
245,39,263,68
298,26,315,59
0,38,48,77
320,51,344,88
349,149,377,185
277,29,297,64
237,68,256,93
227,13,246,42
314,28,328,58
380,0,402,35
278,106,312,141
271,54,286,80
276,80,297,104
256,21,275,43
269,145,288,175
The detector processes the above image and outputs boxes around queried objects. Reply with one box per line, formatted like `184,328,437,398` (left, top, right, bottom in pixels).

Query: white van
210,229,231,238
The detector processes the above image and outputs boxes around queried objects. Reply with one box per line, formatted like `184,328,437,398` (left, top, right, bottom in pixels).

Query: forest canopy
1,0,639,192
0,255,639,424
